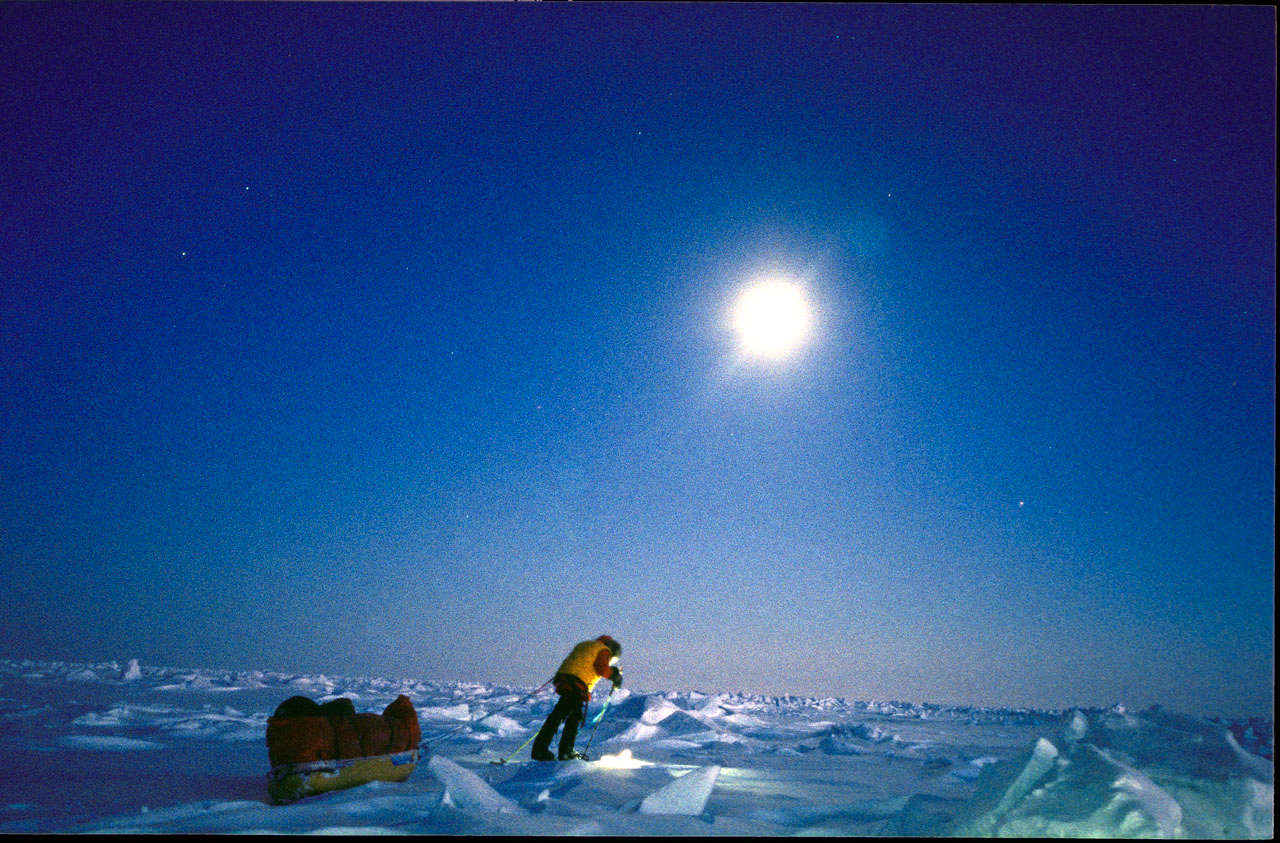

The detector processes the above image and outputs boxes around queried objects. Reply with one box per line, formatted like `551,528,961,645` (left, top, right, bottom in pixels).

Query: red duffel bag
266,694,421,767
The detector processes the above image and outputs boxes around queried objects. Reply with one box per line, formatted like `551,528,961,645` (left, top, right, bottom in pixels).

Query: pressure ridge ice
637,765,721,815
0,659,1270,836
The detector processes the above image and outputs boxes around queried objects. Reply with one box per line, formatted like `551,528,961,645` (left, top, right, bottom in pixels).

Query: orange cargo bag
266,694,420,767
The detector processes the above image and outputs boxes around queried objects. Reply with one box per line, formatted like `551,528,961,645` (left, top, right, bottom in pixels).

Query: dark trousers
532,691,587,758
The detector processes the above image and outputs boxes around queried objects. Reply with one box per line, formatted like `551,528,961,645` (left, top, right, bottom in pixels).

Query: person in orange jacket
531,635,622,761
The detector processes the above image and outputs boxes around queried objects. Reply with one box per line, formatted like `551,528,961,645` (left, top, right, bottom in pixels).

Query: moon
732,280,812,359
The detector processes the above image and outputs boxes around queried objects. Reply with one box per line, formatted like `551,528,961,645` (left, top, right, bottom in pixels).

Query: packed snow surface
0,659,1271,836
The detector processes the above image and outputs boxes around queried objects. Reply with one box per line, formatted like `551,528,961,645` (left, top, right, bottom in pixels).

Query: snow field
0,659,1270,836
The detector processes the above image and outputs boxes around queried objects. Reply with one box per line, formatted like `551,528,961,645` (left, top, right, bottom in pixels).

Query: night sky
1,4,1274,718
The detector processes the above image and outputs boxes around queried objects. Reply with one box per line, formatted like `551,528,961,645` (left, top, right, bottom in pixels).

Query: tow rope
423,678,553,750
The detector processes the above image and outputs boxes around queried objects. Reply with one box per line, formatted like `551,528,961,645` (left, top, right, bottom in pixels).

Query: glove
611,668,623,688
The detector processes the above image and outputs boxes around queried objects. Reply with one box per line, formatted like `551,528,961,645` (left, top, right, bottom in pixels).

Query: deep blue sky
1,4,1274,717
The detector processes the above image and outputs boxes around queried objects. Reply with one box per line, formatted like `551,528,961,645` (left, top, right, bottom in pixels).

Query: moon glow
732,280,812,359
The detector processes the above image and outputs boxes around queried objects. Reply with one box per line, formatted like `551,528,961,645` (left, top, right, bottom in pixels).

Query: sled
268,747,421,804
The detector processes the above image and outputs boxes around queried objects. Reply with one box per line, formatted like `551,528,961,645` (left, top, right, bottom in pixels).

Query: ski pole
581,685,614,760
490,730,539,766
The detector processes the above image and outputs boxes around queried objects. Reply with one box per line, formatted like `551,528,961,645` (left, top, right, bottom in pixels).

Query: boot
531,717,560,762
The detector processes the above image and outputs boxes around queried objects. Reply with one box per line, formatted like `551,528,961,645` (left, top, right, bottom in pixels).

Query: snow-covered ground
0,659,1271,836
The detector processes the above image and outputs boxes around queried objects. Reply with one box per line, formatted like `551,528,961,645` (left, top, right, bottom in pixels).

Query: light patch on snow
595,749,649,769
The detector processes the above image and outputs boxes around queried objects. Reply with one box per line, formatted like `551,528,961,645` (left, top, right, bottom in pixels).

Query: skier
531,635,622,761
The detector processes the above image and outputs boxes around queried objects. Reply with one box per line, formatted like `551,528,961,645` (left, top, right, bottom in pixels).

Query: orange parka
554,636,620,698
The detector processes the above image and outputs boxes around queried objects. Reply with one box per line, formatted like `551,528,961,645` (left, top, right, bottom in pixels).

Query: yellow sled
268,747,420,804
